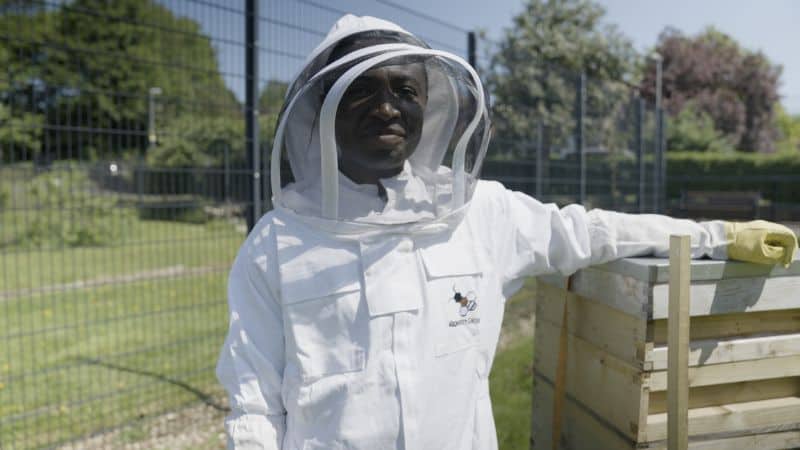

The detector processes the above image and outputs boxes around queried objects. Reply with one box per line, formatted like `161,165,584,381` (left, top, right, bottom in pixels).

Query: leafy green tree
667,101,734,153
0,5,46,161
775,106,800,153
147,115,244,168
486,0,639,160
641,27,782,153
1,0,241,161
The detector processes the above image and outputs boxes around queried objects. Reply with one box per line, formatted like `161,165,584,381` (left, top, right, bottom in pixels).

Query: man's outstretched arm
476,182,798,283
217,244,286,450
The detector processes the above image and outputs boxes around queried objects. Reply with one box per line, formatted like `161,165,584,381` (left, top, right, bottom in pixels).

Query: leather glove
725,220,798,267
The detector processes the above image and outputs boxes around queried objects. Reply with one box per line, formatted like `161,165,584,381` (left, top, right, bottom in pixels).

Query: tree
0,37,43,162
486,0,639,160
667,101,734,153
775,105,800,153
0,4,49,162
641,27,782,153
0,0,241,161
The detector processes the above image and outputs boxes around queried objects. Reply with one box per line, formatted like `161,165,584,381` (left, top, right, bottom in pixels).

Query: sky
393,0,800,114
170,0,800,114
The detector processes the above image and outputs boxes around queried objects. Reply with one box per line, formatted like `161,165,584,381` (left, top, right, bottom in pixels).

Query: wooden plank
592,256,800,284
668,235,691,450
649,354,800,392
646,396,800,442
649,377,800,414
538,269,651,319
536,282,648,368
649,333,800,371
650,309,800,345
534,318,648,442
642,430,800,450
651,276,800,319
551,280,569,450
531,374,636,450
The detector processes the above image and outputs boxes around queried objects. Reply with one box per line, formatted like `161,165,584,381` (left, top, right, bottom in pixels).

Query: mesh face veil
270,15,491,233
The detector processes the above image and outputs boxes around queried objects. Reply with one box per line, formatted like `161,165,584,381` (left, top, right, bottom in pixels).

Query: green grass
0,175,539,449
490,279,537,450
0,211,243,449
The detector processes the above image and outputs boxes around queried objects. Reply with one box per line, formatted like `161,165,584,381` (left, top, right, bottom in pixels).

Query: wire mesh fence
0,1,661,448
479,55,664,214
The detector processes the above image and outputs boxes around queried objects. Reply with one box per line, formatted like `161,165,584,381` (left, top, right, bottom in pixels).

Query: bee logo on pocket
452,286,477,317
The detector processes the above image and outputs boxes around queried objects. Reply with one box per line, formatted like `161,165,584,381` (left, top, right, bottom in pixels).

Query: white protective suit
216,15,729,450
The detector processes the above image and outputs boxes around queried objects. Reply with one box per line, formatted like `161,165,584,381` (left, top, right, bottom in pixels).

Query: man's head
325,35,429,184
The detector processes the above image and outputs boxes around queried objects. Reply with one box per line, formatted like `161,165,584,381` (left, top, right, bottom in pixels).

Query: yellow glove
725,220,798,267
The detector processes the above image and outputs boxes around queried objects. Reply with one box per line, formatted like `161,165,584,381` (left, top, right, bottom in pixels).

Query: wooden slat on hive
648,333,800,370
531,374,638,450
648,354,800,391
534,318,649,442
646,396,800,442
536,282,648,368
641,430,800,450
538,269,651,319
650,309,800,344
648,378,800,414
651,276,800,319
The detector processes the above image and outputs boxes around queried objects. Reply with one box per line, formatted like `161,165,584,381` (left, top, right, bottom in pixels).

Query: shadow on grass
78,356,229,412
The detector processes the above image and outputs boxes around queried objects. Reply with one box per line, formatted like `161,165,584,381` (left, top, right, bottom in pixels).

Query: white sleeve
216,244,285,450
495,187,729,280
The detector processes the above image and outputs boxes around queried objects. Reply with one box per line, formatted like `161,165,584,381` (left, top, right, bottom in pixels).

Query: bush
20,167,132,247
667,102,735,153
666,151,800,203
0,185,9,210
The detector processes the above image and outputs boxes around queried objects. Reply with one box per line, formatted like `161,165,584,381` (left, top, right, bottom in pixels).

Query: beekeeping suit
215,14,794,450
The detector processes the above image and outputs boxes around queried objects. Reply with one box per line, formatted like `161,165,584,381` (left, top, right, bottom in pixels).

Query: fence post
576,72,586,205
224,142,230,203
536,121,543,199
653,107,661,213
636,97,645,213
659,109,667,214
467,31,476,69
245,0,260,231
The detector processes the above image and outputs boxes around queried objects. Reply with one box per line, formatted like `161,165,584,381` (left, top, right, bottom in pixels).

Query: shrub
0,185,9,210
667,102,735,153
666,151,800,203
20,167,132,247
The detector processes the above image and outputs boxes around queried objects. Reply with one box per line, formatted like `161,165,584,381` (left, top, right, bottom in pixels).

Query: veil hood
270,15,491,237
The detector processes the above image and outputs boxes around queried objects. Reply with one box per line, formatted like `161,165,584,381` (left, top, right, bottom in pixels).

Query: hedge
666,151,800,203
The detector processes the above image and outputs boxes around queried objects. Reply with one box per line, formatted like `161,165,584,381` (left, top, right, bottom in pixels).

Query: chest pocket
419,238,484,357
278,243,367,382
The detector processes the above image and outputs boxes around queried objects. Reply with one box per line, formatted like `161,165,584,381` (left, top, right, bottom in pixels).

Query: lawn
0,214,243,449
492,279,537,449
0,162,538,449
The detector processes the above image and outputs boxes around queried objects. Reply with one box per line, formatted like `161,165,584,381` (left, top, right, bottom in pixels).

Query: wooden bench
678,191,761,220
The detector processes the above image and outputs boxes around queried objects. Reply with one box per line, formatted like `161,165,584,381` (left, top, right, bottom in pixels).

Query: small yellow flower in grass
1,363,9,372
42,309,52,317
0,382,5,390
59,404,70,414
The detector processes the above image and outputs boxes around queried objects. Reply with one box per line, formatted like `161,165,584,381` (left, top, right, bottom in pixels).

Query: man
216,15,797,450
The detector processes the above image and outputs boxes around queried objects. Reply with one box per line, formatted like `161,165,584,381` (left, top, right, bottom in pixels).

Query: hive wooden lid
593,256,800,284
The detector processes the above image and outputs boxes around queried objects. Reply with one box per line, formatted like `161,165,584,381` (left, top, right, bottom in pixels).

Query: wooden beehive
531,257,800,450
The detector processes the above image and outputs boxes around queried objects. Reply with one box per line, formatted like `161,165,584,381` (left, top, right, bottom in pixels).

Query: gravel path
60,401,228,450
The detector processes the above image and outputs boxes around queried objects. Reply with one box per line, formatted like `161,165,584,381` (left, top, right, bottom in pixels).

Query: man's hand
726,220,798,267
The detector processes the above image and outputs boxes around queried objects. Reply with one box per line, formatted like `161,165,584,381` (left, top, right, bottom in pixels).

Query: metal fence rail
0,1,661,448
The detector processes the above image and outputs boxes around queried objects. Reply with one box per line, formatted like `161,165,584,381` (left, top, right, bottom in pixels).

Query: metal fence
0,1,662,448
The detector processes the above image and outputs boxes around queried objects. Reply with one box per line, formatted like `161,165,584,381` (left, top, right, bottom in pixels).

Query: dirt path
59,401,228,450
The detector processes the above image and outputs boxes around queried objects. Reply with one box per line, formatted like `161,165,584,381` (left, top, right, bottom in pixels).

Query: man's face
335,62,428,181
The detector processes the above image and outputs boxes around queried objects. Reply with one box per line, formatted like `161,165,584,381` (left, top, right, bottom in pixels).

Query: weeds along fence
0,1,662,449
